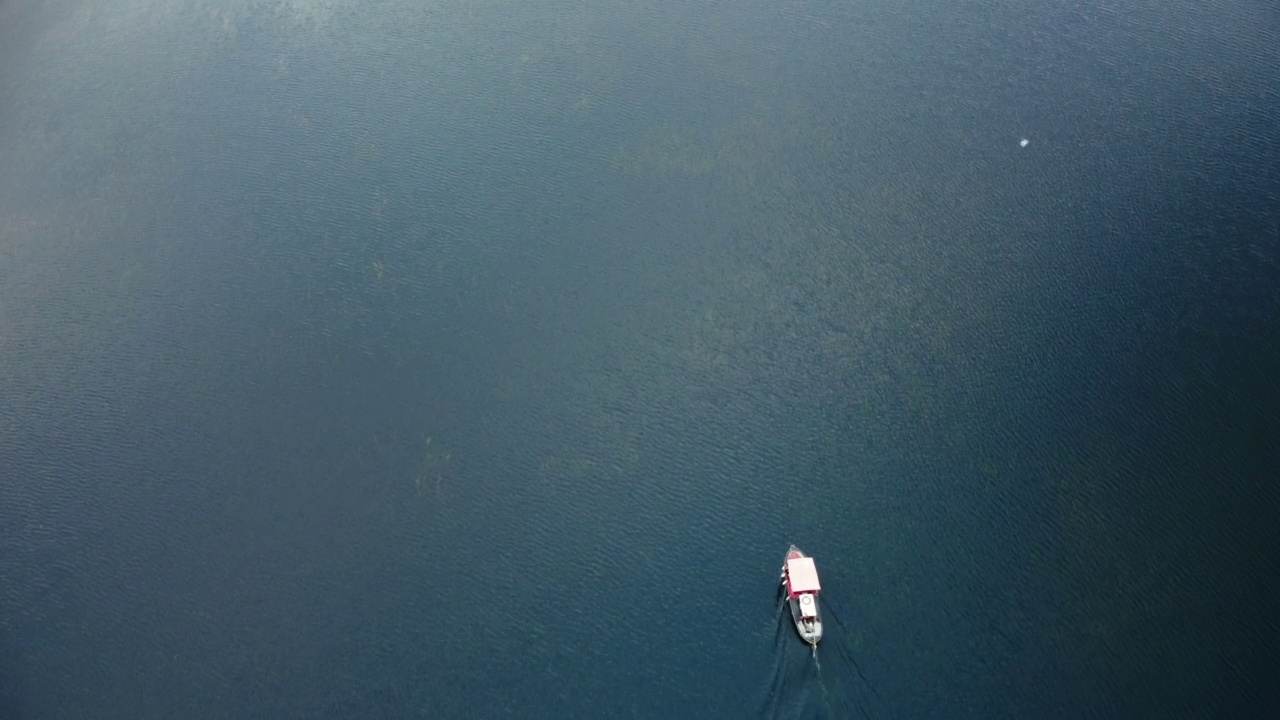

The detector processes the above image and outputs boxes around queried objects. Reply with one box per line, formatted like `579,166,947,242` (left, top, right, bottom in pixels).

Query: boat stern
795,591,823,644
799,618,823,645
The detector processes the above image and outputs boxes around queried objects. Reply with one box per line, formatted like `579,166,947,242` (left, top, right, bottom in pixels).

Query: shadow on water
756,587,888,720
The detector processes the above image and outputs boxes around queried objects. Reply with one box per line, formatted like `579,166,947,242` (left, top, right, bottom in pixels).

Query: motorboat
780,545,823,646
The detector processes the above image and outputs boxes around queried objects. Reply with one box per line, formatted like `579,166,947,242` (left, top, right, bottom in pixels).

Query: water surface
2,0,1278,717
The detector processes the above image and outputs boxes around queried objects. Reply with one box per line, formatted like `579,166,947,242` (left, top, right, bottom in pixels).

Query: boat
780,545,823,646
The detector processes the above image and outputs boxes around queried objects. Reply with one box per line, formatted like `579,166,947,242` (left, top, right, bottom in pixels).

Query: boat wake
757,588,886,720
819,597,886,720
761,592,792,718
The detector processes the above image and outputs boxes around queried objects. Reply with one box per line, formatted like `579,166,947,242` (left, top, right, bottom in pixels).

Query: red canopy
786,556,821,596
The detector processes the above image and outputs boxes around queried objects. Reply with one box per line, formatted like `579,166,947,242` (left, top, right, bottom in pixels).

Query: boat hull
782,545,823,645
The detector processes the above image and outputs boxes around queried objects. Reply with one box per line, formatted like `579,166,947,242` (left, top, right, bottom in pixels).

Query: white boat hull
781,545,823,646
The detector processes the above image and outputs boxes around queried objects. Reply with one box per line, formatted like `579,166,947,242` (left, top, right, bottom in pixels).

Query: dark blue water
2,0,1278,717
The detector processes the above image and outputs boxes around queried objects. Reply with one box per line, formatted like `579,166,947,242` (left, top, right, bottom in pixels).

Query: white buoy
1019,138,1030,147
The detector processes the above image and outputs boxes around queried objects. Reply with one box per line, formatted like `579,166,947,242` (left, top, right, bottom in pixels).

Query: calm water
2,0,1278,717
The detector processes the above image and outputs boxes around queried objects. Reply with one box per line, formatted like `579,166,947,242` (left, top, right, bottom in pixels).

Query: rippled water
2,0,1278,717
